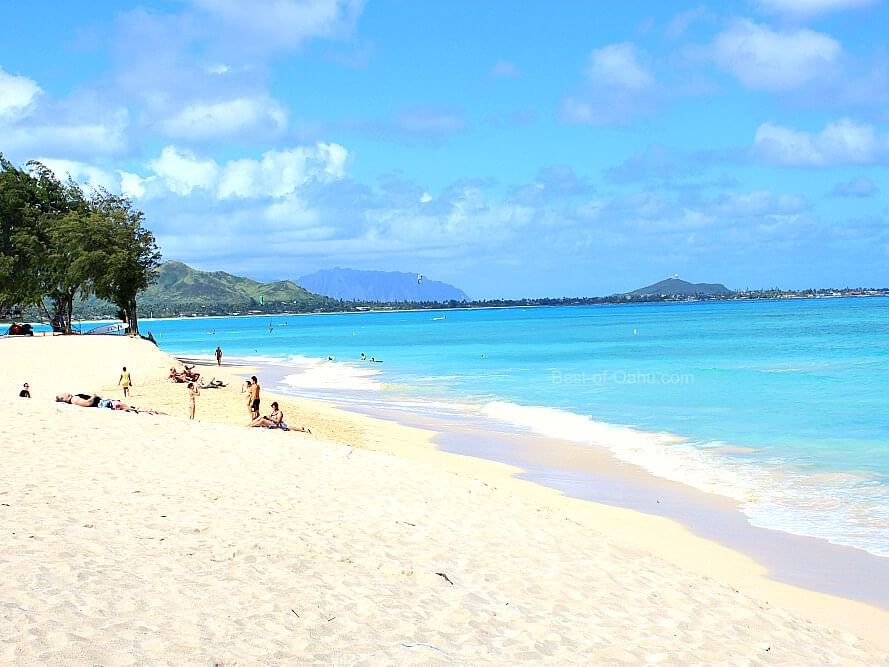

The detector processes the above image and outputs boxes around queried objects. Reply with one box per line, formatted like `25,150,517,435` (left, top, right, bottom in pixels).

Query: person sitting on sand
248,401,311,433
19,383,30,398
248,401,286,428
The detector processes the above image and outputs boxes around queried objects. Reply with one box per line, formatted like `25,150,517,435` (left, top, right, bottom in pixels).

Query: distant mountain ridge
138,261,335,310
297,267,469,302
627,277,733,297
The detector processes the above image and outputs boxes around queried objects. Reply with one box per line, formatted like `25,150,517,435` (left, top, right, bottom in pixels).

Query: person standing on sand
215,346,222,366
247,375,261,420
187,382,200,420
118,366,132,397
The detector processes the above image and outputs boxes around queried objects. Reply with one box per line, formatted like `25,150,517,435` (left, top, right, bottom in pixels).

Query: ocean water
136,297,889,557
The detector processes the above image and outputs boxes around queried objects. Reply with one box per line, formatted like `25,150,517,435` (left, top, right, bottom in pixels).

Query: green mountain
61,261,337,319
627,277,733,297
137,261,335,313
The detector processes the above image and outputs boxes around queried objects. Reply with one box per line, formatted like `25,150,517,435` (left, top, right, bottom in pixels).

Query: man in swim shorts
247,375,261,420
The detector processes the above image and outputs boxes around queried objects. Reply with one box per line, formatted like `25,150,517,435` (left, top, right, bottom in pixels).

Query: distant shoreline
8,290,887,327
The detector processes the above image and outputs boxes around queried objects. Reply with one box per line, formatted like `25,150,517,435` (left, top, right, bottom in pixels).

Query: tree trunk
65,295,73,334
127,297,139,336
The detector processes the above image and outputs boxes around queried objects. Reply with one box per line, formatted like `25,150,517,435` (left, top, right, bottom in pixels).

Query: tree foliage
0,155,160,335
90,191,161,335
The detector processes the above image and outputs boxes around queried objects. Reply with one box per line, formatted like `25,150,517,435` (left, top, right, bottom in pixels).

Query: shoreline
9,292,888,330
3,336,889,661
215,354,889,635
227,354,889,603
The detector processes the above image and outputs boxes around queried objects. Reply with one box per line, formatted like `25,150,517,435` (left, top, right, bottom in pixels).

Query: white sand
1,335,888,665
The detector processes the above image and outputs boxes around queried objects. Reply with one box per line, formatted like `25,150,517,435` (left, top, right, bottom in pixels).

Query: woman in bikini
248,401,311,433
248,401,285,428
56,393,102,407
187,382,200,420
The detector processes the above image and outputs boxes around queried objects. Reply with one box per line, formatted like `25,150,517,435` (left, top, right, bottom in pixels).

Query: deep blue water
131,297,889,556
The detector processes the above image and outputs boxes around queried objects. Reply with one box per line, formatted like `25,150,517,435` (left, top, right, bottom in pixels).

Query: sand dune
1,335,887,664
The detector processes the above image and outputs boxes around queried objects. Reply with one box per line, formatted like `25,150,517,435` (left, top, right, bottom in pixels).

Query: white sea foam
480,400,889,557
280,358,385,392
482,401,755,501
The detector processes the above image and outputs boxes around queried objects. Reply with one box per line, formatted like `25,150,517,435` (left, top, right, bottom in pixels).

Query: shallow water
136,296,889,558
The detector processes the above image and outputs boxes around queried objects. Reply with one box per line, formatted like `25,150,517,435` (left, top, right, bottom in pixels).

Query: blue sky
1,0,887,297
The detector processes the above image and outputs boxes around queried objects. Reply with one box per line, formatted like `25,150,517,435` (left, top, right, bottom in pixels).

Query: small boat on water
85,322,128,335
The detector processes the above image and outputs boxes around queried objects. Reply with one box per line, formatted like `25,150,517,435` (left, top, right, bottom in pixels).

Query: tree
27,163,92,333
42,210,109,332
2,157,160,334
0,155,44,312
91,191,161,336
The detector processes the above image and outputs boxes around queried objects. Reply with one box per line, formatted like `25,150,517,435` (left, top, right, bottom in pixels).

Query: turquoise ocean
127,297,889,558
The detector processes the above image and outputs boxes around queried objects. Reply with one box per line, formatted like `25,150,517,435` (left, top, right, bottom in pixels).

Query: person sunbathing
56,392,102,407
56,393,165,415
169,367,200,382
199,377,227,388
248,402,311,433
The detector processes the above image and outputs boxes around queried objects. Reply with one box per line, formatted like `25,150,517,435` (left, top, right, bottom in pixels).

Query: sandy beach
2,335,888,665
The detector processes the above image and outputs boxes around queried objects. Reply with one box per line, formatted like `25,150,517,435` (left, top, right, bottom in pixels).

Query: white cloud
217,143,348,199
2,111,130,157
754,119,888,165
160,97,288,140
561,42,658,125
145,143,349,199
189,0,364,50
318,142,348,179
32,158,118,192
340,108,467,143
264,194,321,229
711,20,841,91
828,176,879,197
0,67,41,121
395,108,466,136
710,190,809,216
149,146,220,195
586,42,655,91
754,0,877,16
490,60,519,78
119,171,153,199
665,7,715,40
